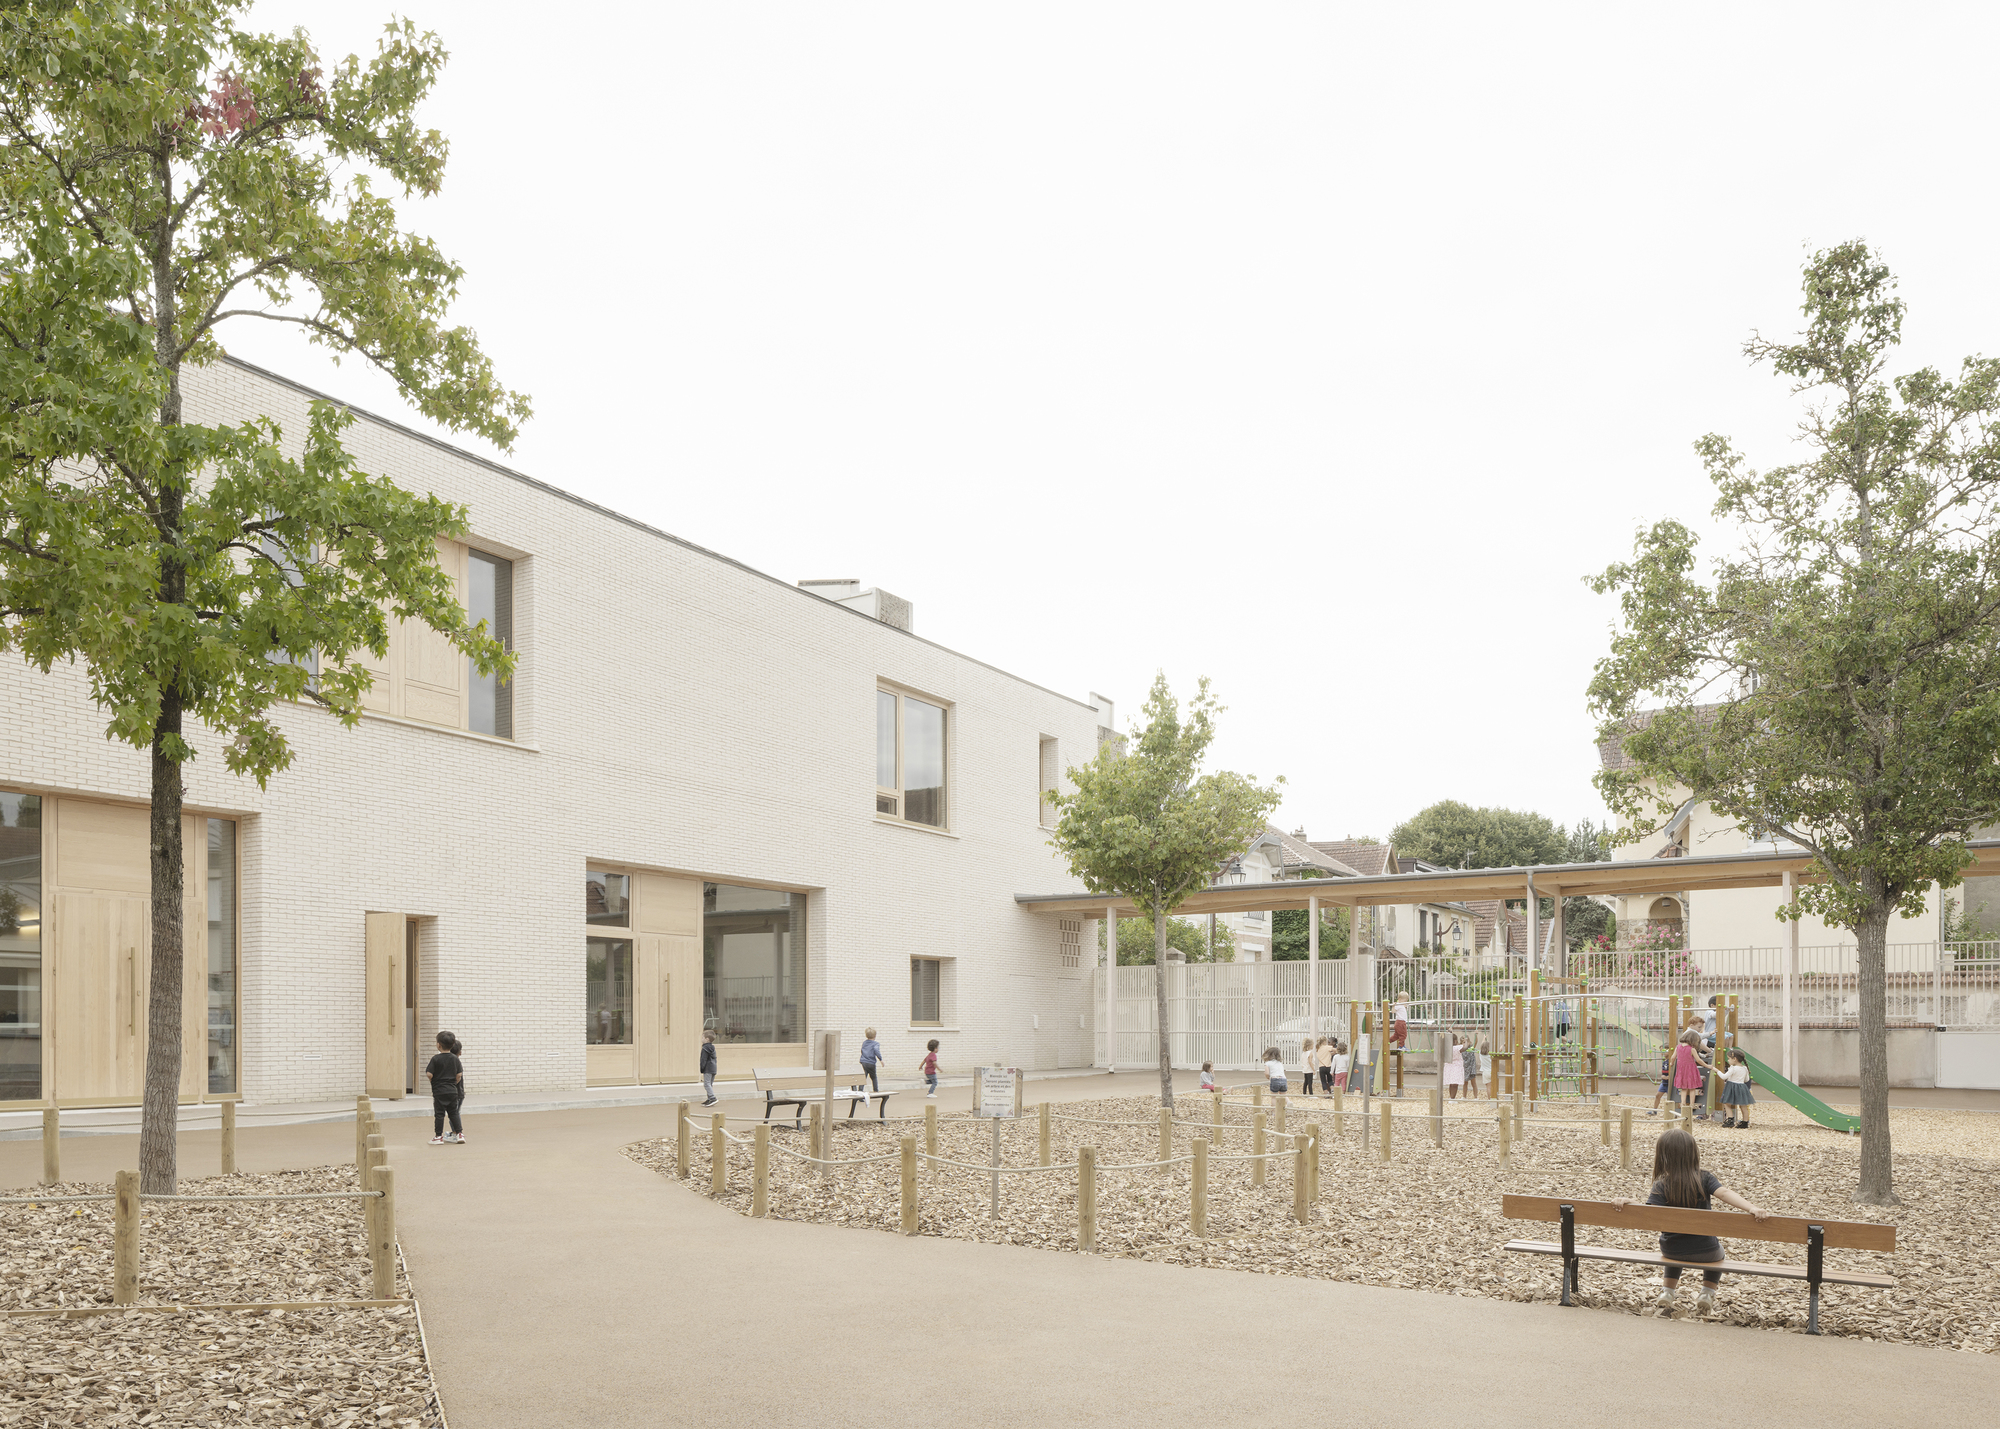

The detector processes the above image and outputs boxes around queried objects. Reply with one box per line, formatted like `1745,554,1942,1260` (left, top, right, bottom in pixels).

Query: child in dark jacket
427,1032,466,1144
700,1031,718,1106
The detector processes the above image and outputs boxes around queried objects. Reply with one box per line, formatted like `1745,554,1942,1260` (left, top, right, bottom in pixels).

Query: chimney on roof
799,579,913,632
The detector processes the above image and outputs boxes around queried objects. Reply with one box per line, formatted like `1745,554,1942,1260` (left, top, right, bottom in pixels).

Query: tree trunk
1153,909,1173,1108
1853,889,1898,1205
141,691,185,1195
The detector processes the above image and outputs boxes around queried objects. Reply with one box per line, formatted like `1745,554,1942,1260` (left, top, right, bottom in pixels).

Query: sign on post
978,1066,1021,1120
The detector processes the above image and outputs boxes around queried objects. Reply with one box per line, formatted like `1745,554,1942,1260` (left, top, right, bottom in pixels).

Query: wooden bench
752,1067,898,1127
1500,1194,1896,1334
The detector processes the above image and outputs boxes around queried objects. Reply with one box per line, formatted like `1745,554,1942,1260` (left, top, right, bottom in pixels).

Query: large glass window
467,549,514,738
703,883,802,1045
0,792,42,1102
587,938,633,1044
206,818,238,1094
875,687,948,828
585,870,630,926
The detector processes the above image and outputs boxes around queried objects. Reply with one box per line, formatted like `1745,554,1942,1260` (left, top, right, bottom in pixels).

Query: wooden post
822,1029,838,1176
1253,1082,1264,1110
1620,1108,1633,1171
1039,1101,1051,1168
677,1102,692,1178
355,1095,371,1179
1333,1085,1345,1137
807,1101,823,1162
1512,1092,1524,1141
365,1137,386,1268
1682,1101,1694,1135
41,1106,59,1186
1378,1101,1391,1162
900,1134,917,1235
1394,1045,1404,1096
1599,1094,1611,1148
1497,1107,1511,1165
1275,1094,1287,1134
1305,1121,1321,1204
1211,1092,1224,1148
220,1101,237,1175
924,1102,938,1158
710,1112,727,1195
1292,1135,1308,1223
370,1164,396,1301
1158,1106,1173,1171
1077,1145,1097,1251
1252,1111,1267,1186
1191,1137,1208,1236
1431,1086,1443,1148
753,1124,770,1217
113,1169,139,1305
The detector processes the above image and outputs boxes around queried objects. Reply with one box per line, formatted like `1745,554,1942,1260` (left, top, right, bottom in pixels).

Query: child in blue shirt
860,1027,884,1091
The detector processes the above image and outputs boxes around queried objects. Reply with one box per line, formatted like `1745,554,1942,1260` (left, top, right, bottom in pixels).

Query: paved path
6,1072,1997,1427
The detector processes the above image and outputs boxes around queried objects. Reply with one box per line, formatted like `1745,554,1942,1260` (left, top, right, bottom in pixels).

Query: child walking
1613,1128,1770,1317
699,1029,718,1106
1717,1048,1755,1128
1332,1042,1350,1092
1649,1044,1673,1116
426,1031,466,1144
859,1027,884,1091
921,1038,940,1098
1264,1046,1288,1096
1317,1038,1335,1094
1300,1038,1320,1097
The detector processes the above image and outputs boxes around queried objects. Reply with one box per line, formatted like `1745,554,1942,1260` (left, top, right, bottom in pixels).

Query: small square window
586,870,630,926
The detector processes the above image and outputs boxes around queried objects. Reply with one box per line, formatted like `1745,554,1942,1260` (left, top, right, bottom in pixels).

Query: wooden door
636,934,701,1084
52,892,148,1101
364,912,406,1099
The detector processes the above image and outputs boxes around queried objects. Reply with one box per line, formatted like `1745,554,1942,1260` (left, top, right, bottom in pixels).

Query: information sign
977,1065,1020,1119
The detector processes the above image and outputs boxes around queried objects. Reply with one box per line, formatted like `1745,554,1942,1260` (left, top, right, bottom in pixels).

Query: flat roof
1015,841,2000,917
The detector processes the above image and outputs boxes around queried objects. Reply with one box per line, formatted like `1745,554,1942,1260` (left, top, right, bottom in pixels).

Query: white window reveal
911,957,943,1025
877,686,948,828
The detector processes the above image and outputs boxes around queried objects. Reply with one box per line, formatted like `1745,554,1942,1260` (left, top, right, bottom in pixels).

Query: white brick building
0,359,1108,1111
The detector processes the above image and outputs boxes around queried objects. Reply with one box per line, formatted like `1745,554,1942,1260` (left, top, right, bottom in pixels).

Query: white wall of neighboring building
0,359,1106,1106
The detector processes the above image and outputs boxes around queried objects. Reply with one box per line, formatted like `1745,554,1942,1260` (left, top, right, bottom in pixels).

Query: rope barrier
918,1153,1083,1174
765,1144,902,1168
0,1190,381,1206
0,1194,113,1205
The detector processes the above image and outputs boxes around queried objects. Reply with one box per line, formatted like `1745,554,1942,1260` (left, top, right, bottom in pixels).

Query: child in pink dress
1672,1030,1705,1115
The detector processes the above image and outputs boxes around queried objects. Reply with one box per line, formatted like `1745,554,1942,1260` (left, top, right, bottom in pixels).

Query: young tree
1590,241,2000,1204
1097,915,1236,965
0,2,525,1192
1049,674,1282,1105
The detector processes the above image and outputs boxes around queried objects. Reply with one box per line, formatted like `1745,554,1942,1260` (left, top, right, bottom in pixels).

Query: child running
921,1038,940,1098
426,1031,466,1145
1613,1128,1770,1317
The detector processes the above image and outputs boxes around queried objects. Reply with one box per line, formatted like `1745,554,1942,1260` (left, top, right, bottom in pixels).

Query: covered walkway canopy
1015,840,2000,920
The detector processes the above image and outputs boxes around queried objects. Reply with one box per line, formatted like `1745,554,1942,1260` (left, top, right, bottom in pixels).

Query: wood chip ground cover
629,1093,2000,1353
0,1166,443,1426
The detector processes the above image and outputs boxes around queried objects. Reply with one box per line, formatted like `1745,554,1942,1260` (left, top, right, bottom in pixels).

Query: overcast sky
235,2,2000,843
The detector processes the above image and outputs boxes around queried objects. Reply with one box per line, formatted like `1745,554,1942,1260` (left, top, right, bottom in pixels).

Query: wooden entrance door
51,892,149,1101
364,912,406,1099
636,933,700,1084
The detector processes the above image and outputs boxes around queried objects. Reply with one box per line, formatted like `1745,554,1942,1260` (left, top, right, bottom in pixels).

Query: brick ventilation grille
1059,918,1082,969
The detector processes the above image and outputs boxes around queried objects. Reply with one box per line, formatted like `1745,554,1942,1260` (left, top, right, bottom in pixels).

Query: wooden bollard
365,1136,386,1266
1682,1102,1694,1135
808,1102,823,1162
1191,1137,1208,1236
1253,1083,1265,1110
221,1102,236,1175
1498,1107,1511,1165
1620,1108,1633,1171
1513,1093,1525,1141
1252,1111,1267,1187
753,1124,770,1217
1275,1094,1287,1134
1039,1102,1051,1167
1077,1146,1097,1251
355,1095,371,1177
900,1134,918,1235
370,1164,396,1300
113,1169,139,1305
1305,1122,1321,1203
1378,1101,1391,1162
711,1113,727,1194
1212,1093,1224,1148
924,1102,938,1159
1599,1094,1611,1147
1431,1086,1444,1148
1158,1107,1172,1170
1333,1086,1344,1138
1292,1134,1309,1223
42,1107,59,1186
676,1102,692,1178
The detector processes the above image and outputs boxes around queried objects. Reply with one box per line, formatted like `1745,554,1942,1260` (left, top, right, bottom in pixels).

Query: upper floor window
467,549,514,738
586,870,630,926
1039,737,1059,829
877,686,948,828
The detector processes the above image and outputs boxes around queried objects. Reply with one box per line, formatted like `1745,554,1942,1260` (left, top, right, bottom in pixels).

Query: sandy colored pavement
6,1071,1997,1429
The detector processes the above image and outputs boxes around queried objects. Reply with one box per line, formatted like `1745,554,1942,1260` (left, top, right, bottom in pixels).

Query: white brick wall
0,359,1102,1102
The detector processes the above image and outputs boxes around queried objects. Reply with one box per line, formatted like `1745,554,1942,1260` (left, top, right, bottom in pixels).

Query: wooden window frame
910,956,944,1027
876,683,951,831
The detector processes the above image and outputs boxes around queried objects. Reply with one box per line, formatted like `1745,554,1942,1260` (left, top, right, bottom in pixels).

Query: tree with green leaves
1097,914,1235,965
1590,241,2000,1205
1390,800,1566,870
1048,674,1282,1105
0,2,525,1192
1271,902,1346,960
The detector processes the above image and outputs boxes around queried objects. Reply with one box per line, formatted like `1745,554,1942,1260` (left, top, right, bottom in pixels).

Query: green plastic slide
1737,1050,1861,1134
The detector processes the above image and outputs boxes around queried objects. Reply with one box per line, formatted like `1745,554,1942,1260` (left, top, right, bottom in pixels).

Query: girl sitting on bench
1613,1127,1770,1317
